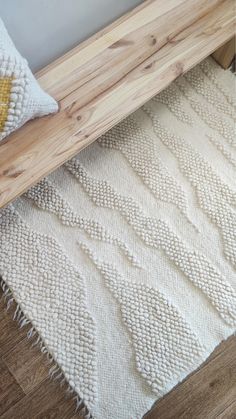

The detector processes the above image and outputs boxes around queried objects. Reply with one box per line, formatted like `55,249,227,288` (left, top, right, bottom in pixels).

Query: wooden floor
0,288,236,418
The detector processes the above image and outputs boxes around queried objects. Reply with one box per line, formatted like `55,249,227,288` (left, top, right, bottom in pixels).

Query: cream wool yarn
0,17,58,141
0,58,235,419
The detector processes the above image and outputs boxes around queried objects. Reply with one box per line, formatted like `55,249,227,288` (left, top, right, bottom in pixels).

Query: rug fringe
0,278,93,419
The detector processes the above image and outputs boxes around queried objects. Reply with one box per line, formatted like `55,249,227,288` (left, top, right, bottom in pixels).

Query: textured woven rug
0,58,235,419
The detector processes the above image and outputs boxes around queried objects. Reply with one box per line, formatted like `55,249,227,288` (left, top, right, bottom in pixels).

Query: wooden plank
0,358,25,416
0,379,78,419
3,338,49,394
0,289,27,356
0,0,235,209
216,400,236,418
146,336,236,419
37,0,220,103
212,35,235,68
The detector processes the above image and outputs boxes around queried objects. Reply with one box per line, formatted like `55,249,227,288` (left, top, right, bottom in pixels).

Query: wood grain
3,339,49,394
37,0,220,104
216,401,236,418
0,293,26,357
0,379,76,419
0,0,235,208
213,36,236,68
0,358,24,416
146,336,236,419
0,284,236,418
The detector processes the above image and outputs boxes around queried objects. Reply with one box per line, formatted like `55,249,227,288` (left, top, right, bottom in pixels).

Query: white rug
0,58,235,419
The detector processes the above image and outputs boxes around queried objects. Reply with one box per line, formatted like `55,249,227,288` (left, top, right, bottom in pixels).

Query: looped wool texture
0,17,58,141
0,58,235,419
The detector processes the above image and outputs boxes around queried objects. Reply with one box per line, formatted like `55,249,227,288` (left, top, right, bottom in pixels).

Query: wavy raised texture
144,103,236,269
80,242,206,395
98,117,191,223
25,178,140,267
65,160,236,326
183,64,235,121
0,206,97,406
176,78,236,148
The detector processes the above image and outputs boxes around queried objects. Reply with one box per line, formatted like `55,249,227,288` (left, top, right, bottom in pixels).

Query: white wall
0,0,141,71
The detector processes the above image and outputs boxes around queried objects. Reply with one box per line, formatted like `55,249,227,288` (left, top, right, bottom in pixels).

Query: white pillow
0,17,58,141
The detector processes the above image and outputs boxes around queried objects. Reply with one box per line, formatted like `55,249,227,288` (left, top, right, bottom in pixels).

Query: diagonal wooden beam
0,0,235,208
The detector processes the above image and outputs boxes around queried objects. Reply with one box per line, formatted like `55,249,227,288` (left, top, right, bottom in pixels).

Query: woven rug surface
0,58,235,419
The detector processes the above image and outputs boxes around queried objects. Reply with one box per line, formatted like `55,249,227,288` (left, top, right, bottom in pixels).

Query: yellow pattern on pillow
0,77,12,132
0,17,58,142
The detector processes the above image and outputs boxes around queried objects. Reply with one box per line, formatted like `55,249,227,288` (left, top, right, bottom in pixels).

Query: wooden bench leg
212,36,235,69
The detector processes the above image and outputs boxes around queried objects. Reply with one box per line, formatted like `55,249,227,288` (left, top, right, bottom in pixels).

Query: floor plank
3,338,49,394
0,358,25,416
216,400,236,419
0,379,78,419
0,294,27,357
145,336,236,419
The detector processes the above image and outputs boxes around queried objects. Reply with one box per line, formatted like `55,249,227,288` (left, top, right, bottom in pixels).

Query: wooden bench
0,0,235,208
